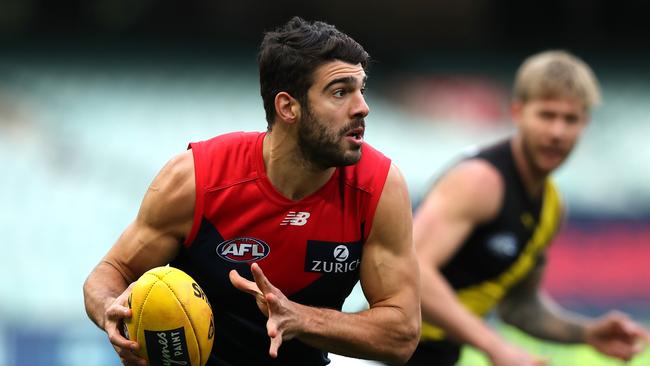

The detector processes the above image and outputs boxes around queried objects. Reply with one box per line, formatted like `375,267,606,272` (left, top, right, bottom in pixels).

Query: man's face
297,60,369,169
513,98,589,176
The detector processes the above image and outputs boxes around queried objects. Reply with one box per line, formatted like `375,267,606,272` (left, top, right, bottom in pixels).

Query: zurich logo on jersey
216,237,270,263
305,240,362,274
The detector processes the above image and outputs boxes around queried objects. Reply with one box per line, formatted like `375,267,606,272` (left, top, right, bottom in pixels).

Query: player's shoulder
160,150,195,185
193,131,261,150
432,158,504,222
384,161,408,190
442,158,503,196
155,150,196,202
140,150,196,229
189,131,263,185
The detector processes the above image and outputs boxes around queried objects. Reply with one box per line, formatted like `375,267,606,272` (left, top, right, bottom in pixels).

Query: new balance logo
281,211,310,226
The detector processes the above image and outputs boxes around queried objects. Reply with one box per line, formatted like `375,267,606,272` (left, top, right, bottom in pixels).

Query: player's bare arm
497,202,607,344
230,163,420,364
83,150,195,365
416,160,502,343
498,253,585,342
498,252,650,361
415,159,547,365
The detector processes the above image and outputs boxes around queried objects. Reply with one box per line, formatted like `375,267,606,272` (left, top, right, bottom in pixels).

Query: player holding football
83,17,420,366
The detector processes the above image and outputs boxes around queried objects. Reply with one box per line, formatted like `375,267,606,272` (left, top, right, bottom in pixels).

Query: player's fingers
119,282,136,298
265,292,281,313
104,310,140,351
107,324,139,351
623,321,650,341
116,348,137,365
114,283,136,307
609,320,650,347
637,330,650,344
106,303,132,321
229,269,263,297
107,329,140,351
267,317,279,339
624,340,646,357
632,338,647,353
268,329,283,359
116,345,146,366
604,344,637,361
251,263,278,295
629,320,650,342
606,311,634,330
265,292,285,359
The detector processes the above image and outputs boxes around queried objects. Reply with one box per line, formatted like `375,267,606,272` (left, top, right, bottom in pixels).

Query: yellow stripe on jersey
421,180,562,341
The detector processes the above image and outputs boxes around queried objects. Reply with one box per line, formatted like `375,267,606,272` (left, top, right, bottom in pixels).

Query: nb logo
281,211,310,226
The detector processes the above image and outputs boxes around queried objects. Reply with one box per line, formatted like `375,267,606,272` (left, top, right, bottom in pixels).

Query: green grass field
458,323,650,366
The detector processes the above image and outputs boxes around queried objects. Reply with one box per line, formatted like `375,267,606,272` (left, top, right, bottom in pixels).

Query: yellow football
124,266,214,366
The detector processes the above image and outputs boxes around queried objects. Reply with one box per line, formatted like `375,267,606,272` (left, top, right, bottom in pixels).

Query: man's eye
565,115,579,124
539,111,555,120
333,89,345,97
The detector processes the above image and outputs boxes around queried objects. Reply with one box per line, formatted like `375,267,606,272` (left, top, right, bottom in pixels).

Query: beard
521,133,550,179
297,104,364,169
521,133,567,178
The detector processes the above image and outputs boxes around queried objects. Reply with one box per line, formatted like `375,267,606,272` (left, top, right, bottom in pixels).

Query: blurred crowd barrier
0,46,648,366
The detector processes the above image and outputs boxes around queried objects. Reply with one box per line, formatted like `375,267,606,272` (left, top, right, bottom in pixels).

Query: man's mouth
346,127,364,140
539,145,566,160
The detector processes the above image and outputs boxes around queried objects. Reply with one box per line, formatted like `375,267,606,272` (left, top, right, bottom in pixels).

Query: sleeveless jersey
420,139,563,342
171,131,392,366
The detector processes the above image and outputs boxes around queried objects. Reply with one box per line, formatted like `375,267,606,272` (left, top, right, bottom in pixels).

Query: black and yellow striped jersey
421,139,563,341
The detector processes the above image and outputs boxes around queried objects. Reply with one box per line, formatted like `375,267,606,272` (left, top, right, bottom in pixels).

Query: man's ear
274,92,301,124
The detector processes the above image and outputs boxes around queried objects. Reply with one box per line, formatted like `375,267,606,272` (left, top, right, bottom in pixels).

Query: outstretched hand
229,263,302,358
585,310,650,361
104,283,146,366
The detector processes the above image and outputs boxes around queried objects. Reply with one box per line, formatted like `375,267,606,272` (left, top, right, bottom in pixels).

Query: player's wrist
480,334,511,360
290,301,318,338
583,321,599,345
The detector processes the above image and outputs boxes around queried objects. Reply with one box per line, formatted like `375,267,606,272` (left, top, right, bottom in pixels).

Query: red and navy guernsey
171,131,391,366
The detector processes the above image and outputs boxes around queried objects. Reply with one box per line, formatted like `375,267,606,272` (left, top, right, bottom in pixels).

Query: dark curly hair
258,16,370,129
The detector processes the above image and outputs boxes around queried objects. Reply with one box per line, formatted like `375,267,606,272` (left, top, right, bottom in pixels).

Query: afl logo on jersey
216,237,270,263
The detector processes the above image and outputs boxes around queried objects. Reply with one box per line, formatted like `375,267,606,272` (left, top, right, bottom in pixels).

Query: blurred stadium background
1,1,649,365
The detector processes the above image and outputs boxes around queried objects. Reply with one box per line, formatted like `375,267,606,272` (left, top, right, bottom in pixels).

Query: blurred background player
82,17,420,366
409,50,650,366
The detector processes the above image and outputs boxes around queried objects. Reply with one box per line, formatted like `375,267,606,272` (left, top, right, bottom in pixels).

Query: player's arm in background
415,159,547,366
231,163,420,364
83,150,195,366
497,223,650,362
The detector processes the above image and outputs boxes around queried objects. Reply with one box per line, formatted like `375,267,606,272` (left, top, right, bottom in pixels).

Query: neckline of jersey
253,131,340,206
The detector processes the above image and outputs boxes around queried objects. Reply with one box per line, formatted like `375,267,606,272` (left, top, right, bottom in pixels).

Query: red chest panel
172,131,391,365
184,131,390,298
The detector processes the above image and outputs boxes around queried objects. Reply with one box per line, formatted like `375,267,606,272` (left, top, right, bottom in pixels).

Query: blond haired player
409,50,650,366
